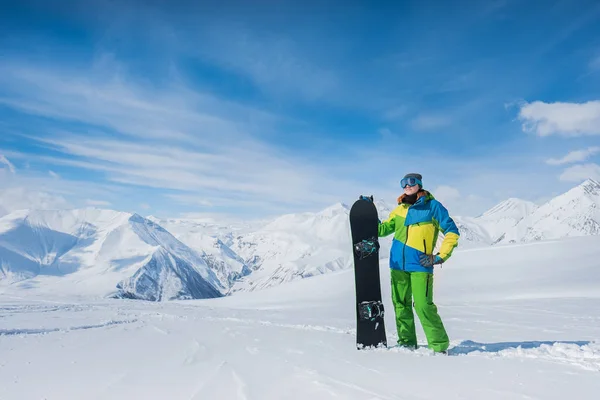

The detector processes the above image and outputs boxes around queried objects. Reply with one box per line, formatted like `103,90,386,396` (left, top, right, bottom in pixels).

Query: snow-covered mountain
228,200,394,292
476,198,538,243
452,216,494,246
0,208,223,300
498,179,600,244
148,216,251,292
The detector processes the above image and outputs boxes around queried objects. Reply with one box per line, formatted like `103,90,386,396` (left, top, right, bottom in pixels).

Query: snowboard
349,195,387,349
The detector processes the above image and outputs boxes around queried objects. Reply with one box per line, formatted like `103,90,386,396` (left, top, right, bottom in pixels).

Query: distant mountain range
0,209,222,300
456,178,600,245
1,179,599,300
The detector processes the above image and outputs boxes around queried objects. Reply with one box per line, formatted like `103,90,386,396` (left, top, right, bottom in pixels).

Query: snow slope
1,235,599,399
0,208,223,300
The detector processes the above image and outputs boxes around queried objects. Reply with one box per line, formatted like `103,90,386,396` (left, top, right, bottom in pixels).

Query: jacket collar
397,190,430,205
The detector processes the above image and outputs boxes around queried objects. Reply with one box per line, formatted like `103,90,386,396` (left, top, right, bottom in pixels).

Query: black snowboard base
350,195,387,349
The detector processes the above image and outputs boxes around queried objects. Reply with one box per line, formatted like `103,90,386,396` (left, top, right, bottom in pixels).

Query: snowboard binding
358,301,384,321
354,237,380,259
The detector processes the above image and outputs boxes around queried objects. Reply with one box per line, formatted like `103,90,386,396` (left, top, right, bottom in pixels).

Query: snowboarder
378,173,460,354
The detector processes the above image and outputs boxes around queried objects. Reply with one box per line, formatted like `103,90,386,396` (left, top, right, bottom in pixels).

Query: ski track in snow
123,308,600,374
190,361,249,400
0,319,138,336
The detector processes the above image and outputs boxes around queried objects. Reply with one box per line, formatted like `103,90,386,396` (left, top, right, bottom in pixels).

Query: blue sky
1,0,600,219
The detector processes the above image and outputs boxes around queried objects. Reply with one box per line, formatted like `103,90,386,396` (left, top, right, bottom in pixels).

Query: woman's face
403,184,420,195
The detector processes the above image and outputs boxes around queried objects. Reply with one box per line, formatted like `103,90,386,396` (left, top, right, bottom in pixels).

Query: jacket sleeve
378,212,396,237
430,200,460,261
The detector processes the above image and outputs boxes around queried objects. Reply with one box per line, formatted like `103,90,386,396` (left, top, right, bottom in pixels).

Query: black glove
419,254,444,267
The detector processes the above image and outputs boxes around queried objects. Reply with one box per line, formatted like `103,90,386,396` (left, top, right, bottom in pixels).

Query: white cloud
140,203,151,210
0,60,366,215
0,187,71,216
546,147,600,165
0,155,16,174
558,163,600,182
518,100,600,136
432,185,461,202
33,135,332,208
49,170,60,179
0,61,277,144
166,194,213,207
0,56,545,219
0,152,128,213
86,199,112,207
428,187,486,218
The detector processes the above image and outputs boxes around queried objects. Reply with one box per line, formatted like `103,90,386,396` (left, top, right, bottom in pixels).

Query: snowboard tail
349,196,387,349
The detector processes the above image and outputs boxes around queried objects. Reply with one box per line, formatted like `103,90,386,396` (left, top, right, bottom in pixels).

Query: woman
378,173,460,353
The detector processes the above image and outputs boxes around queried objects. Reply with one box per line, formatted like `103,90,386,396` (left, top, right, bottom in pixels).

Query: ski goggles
400,177,422,188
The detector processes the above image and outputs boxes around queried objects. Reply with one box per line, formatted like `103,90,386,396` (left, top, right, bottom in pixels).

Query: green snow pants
390,269,449,352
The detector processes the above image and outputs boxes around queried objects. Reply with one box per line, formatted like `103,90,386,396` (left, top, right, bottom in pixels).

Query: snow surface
1,235,600,399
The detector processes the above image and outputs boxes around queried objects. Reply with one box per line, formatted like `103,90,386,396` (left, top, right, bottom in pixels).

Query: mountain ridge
1,179,599,299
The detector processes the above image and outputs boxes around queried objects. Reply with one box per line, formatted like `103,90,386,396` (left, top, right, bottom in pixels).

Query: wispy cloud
411,113,453,131
31,134,336,208
0,155,16,174
533,2,600,57
86,199,112,207
518,101,600,136
3,2,599,219
0,59,365,215
590,55,600,71
383,106,408,121
433,185,461,202
0,150,131,210
193,25,340,101
546,147,600,165
559,163,600,182
0,61,277,144
166,194,213,208
0,186,71,216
